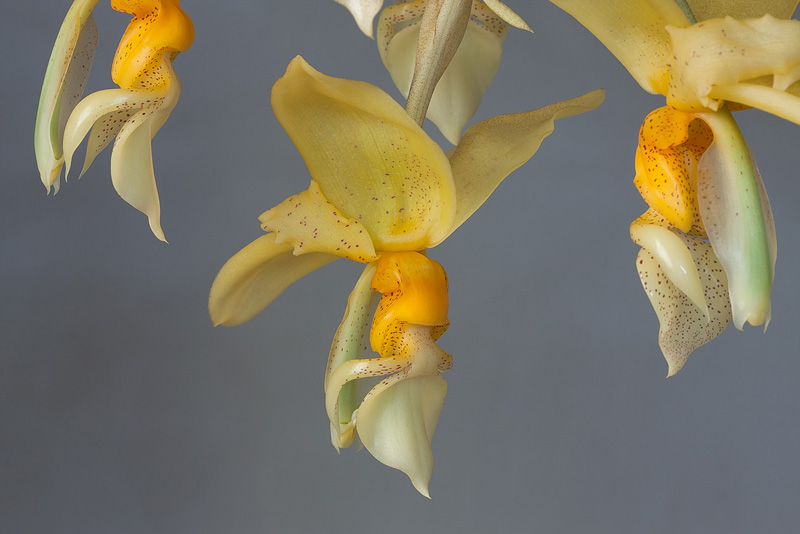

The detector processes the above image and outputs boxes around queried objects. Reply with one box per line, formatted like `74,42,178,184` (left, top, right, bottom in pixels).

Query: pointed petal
440,89,604,241
357,374,447,498
209,234,339,327
630,211,708,316
687,0,798,21
109,105,176,241
550,0,689,94
271,56,456,250
335,0,384,38
259,180,378,262
666,16,800,113
636,236,731,376
482,0,532,31
34,0,100,191
695,111,776,329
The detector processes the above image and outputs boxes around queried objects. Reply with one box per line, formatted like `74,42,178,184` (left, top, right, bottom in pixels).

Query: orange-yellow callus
110,0,194,90
370,251,449,355
633,106,713,234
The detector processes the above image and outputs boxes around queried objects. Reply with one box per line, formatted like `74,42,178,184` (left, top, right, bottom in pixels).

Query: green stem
674,0,697,24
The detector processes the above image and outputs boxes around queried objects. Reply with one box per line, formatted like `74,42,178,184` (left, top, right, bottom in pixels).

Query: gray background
3,2,800,533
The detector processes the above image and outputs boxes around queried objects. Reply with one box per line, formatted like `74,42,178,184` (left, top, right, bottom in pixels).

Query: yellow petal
709,83,800,126
636,234,731,376
110,0,194,90
441,89,604,242
335,0,384,38
666,15,800,113
34,0,100,192
380,3,507,144
687,0,798,21
259,180,378,262
208,234,338,326
271,56,456,250
550,0,689,94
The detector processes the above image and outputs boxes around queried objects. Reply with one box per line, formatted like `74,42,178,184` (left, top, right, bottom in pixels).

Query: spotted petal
271,56,456,250
636,233,731,376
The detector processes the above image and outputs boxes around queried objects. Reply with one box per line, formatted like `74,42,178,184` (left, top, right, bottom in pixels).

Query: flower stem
405,0,472,126
674,0,696,24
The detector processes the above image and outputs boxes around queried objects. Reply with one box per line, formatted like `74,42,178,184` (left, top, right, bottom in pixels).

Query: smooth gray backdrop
3,2,799,533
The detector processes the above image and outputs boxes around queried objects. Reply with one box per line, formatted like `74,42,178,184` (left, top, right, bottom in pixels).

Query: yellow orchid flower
374,0,531,144
550,0,798,374
34,0,194,242
209,56,604,495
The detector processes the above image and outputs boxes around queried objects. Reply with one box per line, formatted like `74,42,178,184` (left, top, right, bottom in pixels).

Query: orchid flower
209,56,603,495
337,0,531,144
550,0,799,374
35,0,194,242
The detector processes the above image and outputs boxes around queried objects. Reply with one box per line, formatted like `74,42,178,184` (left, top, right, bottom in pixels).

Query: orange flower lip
111,0,194,90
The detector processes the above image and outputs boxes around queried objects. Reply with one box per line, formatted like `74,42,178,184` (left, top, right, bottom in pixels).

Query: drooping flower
209,56,603,495
550,0,798,373
34,0,194,242
351,0,530,144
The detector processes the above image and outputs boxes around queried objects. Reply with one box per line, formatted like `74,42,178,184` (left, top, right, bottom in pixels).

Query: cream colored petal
61,88,167,178
482,0,532,31
687,0,798,21
709,83,800,126
630,211,708,317
259,180,378,262
271,56,456,250
208,234,339,327
666,16,800,112
550,0,689,94
636,235,731,377
695,111,776,330
335,0,384,38
326,263,381,450
80,110,128,177
34,0,100,192
385,18,505,144
356,373,447,498
439,89,604,242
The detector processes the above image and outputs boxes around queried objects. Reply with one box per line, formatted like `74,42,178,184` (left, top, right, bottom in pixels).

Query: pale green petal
356,373,447,498
550,0,689,94
636,235,731,376
209,234,338,327
695,110,776,330
630,211,708,316
259,180,378,262
335,0,384,38
325,263,380,450
666,16,800,113
439,89,604,242
271,56,456,250
384,17,505,144
687,0,799,21
34,0,100,192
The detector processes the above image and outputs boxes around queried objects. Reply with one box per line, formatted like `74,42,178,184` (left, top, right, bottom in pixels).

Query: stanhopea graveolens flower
34,0,194,241
209,56,603,495
551,0,799,374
